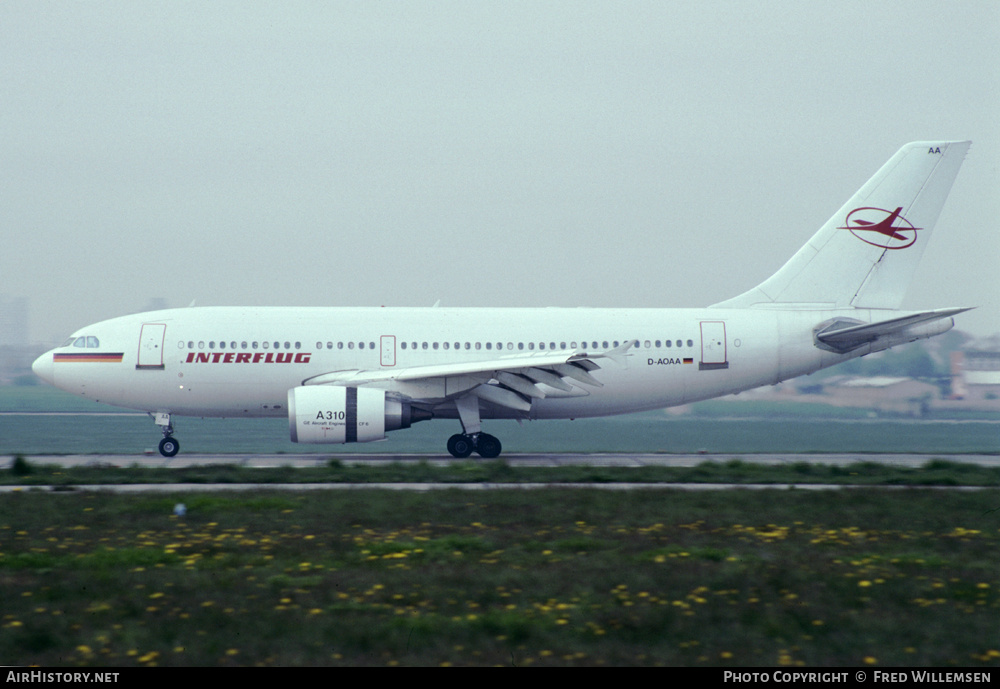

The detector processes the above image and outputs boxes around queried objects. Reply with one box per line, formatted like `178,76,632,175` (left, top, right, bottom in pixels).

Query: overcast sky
3,1,998,343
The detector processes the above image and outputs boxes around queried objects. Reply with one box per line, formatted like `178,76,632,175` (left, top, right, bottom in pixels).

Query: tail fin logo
838,207,921,250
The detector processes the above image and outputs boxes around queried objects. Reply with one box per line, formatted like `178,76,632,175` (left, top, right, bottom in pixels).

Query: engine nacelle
288,386,422,444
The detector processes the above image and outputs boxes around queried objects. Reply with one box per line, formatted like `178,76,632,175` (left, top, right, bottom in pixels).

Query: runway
6,452,999,468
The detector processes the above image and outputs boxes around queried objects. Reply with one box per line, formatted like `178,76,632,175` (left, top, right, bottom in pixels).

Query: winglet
597,339,637,366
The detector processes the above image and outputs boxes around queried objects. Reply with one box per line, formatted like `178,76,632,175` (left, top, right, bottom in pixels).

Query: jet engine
288,386,428,444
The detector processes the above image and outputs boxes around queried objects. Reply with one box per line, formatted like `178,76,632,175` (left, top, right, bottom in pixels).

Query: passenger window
687,339,694,347
401,342,407,350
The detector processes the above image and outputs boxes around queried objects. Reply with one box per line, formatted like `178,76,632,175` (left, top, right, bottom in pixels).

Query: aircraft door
699,321,729,370
137,323,167,370
380,335,396,367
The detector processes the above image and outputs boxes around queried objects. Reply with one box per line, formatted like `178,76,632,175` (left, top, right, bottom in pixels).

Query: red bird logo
838,207,921,249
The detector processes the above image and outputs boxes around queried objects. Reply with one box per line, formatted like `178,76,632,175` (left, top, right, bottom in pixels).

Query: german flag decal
54,353,124,363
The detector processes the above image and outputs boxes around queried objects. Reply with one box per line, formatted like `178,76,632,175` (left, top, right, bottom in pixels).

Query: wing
301,340,637,413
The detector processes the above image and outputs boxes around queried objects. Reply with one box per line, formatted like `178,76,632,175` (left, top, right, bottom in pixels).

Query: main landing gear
447,432,502,459
447,394,502,459
151,412,180,457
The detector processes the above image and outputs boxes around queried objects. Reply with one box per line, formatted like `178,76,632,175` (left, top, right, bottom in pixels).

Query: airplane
32,140,973,459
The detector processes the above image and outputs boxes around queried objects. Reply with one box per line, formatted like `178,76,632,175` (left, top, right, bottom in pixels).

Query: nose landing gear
151,412,180,457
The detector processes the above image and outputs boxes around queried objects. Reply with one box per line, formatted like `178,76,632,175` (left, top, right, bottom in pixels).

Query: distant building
822,376,940,415
951,335,1000,401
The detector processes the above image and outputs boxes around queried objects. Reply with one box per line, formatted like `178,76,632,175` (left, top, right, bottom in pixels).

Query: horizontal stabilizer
815,307,971,352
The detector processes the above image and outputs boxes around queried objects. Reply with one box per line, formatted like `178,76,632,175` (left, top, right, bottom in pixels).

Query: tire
475,433,502,459
159,436,180,457
447,434,474,459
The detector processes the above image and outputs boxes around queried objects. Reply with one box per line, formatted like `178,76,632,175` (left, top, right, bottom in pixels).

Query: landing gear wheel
159,436,180,458
447,434,474,459
475,433,502,459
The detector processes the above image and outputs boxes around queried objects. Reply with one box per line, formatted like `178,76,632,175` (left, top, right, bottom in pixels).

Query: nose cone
32,351,55,385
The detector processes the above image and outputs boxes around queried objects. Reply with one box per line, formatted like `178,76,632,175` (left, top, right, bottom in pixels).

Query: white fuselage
29,141,971,456
36,305,876,421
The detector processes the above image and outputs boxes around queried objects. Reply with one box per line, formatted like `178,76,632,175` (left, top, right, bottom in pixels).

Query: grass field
4,457,1000,488
1,488,998,666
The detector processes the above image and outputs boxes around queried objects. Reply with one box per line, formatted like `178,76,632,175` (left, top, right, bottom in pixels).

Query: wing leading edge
301,340,637,412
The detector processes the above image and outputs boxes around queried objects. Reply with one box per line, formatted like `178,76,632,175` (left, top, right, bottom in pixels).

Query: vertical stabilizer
712,141,970,310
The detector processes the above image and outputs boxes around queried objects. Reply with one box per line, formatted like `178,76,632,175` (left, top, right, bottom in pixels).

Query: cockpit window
70,336,100,348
